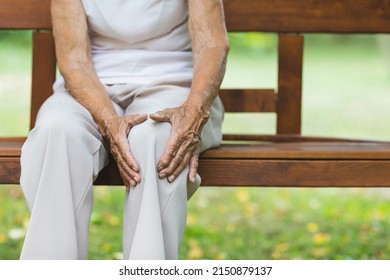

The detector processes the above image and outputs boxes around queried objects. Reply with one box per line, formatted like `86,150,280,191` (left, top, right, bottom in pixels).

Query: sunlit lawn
1,33,390,259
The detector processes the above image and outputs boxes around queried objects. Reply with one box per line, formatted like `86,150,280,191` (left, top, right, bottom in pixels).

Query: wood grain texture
30,31,56,129
200,143,390,160
0,157,20,184
0,138,25,157
0,0,51,29
220,89,276,112
3,153,390,186
197,159,390,187
1,0,389,33
277,34,304,134
224,0,390,33
222,134,390,144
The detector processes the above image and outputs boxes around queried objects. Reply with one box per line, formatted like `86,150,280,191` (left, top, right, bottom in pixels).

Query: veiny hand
149,104,210,183
100,114,148,190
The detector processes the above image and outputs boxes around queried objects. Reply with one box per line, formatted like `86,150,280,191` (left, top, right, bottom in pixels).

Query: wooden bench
1,0,390,188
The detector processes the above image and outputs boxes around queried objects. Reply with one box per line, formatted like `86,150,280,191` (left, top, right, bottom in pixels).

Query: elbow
217,34,230,57
217,38,230,60
222,39,230,56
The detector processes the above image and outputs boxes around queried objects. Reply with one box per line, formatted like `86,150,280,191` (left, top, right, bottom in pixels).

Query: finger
167,149,193,183
116,136,141,175
189,152,199,183
113,151,140,185
112,146,141,186
116,160,131,188
160,138,192,178
124,114,148,135
157,131,181,173
149,109,171,122
127,114,148,126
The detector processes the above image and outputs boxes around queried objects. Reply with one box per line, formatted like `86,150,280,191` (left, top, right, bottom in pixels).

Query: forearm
186,0,229,113
52,0,117,136
185,45,229,113
59,61,118,135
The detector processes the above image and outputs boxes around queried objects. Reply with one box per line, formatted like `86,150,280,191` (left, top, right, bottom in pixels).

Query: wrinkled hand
100,114,148,190
149,104,210,183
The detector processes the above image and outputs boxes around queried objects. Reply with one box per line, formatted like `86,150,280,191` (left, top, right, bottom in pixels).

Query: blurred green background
0,31,390,260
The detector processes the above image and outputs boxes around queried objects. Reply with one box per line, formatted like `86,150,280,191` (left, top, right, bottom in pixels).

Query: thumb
149,110,171,122
127,114,148,126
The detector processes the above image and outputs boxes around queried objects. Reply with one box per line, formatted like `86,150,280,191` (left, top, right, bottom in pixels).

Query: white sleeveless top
79,0,192,85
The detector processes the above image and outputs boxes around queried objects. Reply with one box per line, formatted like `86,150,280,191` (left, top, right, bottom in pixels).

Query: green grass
1,33,390,259
1,186,390,260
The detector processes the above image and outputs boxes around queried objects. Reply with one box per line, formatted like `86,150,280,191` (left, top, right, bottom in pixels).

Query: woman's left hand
149,103,210,183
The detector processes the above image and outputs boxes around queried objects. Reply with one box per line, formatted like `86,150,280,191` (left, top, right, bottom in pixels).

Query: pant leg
19,91,116,259
116,82,224,260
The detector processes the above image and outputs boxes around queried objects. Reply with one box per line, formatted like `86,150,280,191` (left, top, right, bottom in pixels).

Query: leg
122,119,188,259
19,92,116,259
119,82,224,259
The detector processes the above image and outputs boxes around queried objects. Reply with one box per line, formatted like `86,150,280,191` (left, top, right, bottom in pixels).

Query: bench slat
0,157,20,184
0,0,51,29
277,35,303,134
198,159,390,187
220,89,276,113
224,0,390,33
201,143,390,160
3,139,390,160
2,156,390,187
1,0,389,33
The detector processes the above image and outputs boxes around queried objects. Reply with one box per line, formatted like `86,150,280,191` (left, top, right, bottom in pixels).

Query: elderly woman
19,0,228,260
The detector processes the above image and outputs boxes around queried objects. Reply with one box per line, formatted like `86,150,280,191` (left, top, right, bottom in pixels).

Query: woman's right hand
99,114,148,190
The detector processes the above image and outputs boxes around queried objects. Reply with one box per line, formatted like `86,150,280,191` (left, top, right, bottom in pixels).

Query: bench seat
2,137,390,187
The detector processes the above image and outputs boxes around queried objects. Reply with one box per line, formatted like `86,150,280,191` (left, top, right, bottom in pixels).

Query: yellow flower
373,210,386,221
272,251,282,259
271,243,289,259
102,243,112,253
235,189,249,203
311,247,329,257
313,233,331,245
307,223,319,233
13,215,23,224
187,213,198,226
243,203,257,218
23,217,30,229
108,215,120,226
275,243,289,252
213,252,226,260
0,233,7,244
187,239,203,259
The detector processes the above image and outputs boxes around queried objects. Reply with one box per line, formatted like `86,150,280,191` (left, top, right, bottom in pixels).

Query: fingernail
134,175,140,183
168,175,175,183
130,180,136,186
159,173,166,179
191,176,195,183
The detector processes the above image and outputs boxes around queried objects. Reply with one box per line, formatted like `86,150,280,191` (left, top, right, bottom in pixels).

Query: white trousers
19,80,224,260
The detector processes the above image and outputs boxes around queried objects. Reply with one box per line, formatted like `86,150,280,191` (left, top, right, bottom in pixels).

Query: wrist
182,97,210,115
181,101,210,125
96,109,118,138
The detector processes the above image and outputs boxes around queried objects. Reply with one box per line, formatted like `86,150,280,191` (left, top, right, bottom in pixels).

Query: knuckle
160,158,170,167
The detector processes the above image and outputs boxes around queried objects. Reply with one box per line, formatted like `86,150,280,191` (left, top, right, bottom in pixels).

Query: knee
33,109,89,142
128,119,171,156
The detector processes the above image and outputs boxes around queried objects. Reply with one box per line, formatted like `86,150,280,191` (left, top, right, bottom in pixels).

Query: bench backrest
1,0,389,133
